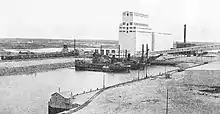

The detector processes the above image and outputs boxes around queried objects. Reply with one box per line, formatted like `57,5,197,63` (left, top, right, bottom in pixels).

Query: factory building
118,11,173,55
118,11,152,55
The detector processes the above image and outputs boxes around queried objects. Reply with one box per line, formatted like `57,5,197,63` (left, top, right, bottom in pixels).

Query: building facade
118,11,174,55
118,11,152,55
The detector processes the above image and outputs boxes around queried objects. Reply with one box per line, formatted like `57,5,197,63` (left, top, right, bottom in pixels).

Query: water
0,66,177,114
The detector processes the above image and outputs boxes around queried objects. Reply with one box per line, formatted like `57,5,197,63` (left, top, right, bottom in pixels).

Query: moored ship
75,52,130,73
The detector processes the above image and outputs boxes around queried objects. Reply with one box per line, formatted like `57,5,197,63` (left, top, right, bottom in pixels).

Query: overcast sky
0,0,220,42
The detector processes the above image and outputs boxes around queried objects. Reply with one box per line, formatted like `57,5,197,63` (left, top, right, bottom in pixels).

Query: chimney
118,45,120,58
73,39,76,50
184,24,186,43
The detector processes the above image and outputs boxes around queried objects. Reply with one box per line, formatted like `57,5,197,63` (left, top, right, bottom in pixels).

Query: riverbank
69,56,220,114
73,66,220,114
0,57,90,76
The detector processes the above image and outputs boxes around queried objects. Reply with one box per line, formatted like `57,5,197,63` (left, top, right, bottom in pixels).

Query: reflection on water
0,65,176,114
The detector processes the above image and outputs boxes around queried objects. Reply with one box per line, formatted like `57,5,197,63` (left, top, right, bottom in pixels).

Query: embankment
0,62,75,76
0,58,90,76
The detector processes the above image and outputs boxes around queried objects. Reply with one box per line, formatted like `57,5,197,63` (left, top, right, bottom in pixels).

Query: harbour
0,64,177,114
1,1,220,113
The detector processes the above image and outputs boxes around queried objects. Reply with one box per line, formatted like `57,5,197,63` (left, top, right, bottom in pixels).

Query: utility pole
146,44,148,78
141,44,144,63
166,88,169,114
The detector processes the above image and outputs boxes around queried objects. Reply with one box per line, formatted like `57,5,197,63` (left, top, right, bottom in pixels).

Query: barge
75,52,131,73
75,60,130,73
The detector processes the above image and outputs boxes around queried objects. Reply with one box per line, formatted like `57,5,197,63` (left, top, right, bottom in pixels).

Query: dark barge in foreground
75,60,130,73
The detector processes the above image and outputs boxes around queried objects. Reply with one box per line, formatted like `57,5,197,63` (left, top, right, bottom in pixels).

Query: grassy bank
72,56,220,114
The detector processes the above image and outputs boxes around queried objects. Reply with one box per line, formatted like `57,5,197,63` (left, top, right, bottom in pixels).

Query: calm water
0,66,177,114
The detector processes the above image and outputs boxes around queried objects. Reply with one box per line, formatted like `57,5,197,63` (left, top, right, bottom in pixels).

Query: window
133,31,135,32
130,27,132,29
127,23,129,26
119,27,122,29
127,27,128,30
130,31,132,32
106,50,110,55
130,22,133,25
123,27,125,29
123,22,125,25
134,27,136,29
127,31,128,33
123,31,125,32
127,13,129,16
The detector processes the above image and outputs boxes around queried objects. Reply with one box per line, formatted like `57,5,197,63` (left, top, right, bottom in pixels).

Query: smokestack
152,32,155,51
125,49,127,58
184,24,186,43
73,39,76,50
100,45,103,55
118,45,120,58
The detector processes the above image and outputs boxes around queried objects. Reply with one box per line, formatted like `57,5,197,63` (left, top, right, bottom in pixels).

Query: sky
0,0,220,42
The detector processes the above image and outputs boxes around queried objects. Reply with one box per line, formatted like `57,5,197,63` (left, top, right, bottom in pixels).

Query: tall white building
119,11,152,55
118,11,173,55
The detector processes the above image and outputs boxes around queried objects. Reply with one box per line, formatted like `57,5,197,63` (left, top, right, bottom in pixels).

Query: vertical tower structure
119,11,152,55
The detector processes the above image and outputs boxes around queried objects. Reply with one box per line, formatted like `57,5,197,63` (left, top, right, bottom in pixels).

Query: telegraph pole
141,44,144,63
166,88,169,114
146,44,148,78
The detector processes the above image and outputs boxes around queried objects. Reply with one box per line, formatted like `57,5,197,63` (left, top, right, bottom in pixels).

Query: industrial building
118,11,173,55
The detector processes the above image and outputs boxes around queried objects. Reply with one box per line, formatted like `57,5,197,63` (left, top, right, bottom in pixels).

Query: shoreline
59,62,207,114
59,55,219,114
0,57,91,76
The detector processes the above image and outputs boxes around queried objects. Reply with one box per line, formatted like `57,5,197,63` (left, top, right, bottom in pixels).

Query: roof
186,62,220,70
52,91,73,99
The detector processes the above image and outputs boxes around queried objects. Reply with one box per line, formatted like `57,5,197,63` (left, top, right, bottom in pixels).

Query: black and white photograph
0,0,220,114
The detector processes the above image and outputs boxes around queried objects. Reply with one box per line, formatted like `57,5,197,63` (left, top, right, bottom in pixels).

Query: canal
0,65,177,114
